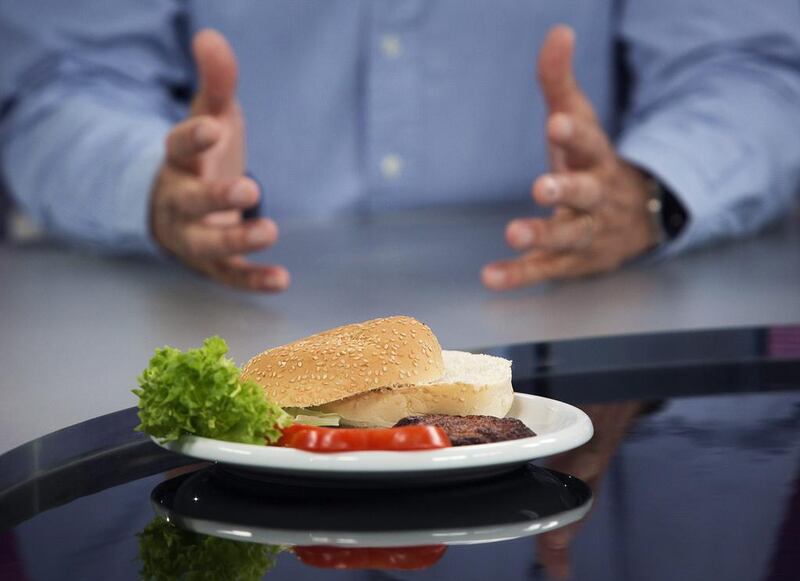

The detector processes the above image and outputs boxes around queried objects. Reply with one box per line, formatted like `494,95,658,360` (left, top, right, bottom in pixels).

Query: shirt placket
365,0,425,210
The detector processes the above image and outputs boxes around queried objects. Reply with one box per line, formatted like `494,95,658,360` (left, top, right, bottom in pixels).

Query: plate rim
155,393,593,474
152,496,594,547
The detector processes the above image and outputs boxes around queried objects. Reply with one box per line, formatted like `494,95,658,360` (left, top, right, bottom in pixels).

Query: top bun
241,316,444,407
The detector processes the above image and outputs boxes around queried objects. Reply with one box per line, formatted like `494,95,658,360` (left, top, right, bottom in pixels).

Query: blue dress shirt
1,1,799,255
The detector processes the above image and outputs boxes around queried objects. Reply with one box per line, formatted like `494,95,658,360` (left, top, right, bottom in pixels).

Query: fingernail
541,176,560,202
483,267,507,288
553,115,573,140
229,182,251,205
511,223,534,247
194,123,215,145
247,226,272,245
263,271,287,289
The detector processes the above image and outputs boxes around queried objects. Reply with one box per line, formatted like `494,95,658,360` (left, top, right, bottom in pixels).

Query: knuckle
205,181,231,211
191,184,218,216
558,224,577,248
151,185,171,219
568,223,587,249
536,221,556,247
180,235,199,259
582,179,602,207
520,259,544,285
571,175,599,208
221,263,256,290
537,262,558,281
177,182,204,216
506,263,525,287
247,270,266,290
223,227,247,253
166,198,182,223
211,268,241,290
217,270,242,289
212,183,231,209
157,189,181,223
559,175,577,201
166,128,186,156
554,220,580,250
165,130,178,151
170,187,191,215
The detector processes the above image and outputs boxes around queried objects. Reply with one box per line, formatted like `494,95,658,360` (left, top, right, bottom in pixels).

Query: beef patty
393,414,536,446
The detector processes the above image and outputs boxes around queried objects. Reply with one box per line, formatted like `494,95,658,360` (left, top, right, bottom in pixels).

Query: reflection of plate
151,463,593,547
154,393,593,484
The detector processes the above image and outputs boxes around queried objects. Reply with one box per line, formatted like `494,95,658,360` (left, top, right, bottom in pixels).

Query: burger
241,316,514,428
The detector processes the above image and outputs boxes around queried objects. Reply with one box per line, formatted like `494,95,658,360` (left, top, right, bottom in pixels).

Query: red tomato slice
294,545,448,570
279,424,451,452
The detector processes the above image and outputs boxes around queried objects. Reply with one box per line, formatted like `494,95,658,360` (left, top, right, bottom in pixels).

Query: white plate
153,502,593,547
155,393,593,482
151,462,594,547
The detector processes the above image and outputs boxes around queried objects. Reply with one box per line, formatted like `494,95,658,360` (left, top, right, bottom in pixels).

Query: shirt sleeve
0,1,191,254
615,0,800,256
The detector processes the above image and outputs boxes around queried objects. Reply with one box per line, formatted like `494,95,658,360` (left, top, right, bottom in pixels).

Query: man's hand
150,29,289,292
482,26,658,291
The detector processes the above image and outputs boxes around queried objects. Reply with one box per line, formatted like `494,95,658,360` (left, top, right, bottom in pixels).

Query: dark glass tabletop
1,326,799,581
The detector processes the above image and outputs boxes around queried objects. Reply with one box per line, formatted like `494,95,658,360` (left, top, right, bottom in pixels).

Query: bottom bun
315,350,513,427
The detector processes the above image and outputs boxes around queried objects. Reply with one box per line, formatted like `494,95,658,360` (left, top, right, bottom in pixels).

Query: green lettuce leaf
133,336,290,444
138,516,282,581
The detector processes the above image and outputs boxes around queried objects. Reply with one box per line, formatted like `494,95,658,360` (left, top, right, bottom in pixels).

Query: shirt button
380,34,402,59
380,154,403,179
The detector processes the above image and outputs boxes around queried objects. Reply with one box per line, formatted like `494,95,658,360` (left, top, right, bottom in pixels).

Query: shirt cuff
109,138,165,256
617,130,715,260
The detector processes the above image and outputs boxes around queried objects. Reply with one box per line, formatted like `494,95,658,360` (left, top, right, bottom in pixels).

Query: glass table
1,326,799,581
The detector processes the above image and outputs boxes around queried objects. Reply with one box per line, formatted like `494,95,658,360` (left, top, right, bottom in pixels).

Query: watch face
658,183,688,239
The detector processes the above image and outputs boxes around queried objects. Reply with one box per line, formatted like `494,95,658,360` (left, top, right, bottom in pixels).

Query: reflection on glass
138,516,450,577
140,455,593,579
138,517,282,581
536,401,648,580
767,326,800,358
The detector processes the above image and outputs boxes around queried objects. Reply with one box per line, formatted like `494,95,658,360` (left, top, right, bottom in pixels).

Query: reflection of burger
242,316,514,428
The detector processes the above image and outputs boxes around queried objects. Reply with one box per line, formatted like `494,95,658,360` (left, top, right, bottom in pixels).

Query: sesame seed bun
316,350,514,427
241,316,445,407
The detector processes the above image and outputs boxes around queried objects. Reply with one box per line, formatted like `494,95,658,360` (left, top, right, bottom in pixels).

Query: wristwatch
644,175,688,246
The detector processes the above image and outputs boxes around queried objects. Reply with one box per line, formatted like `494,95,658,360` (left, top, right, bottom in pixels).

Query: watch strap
645,175,688,244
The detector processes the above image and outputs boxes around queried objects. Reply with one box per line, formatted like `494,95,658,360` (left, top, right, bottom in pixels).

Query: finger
547,113,612,169
202,208,243,227
533,172,603,211
536,531,573,581
192,29,238,116
192,257,289,292
505,214,594,252
182,217,278,260
171,177,260,219
537,25,595,119
549,143,568,173
482,252,580,291
165,116,222,169
205,257,291,293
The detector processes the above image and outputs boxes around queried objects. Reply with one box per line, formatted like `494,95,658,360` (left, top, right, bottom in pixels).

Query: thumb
192,29,238,116
537,25,593,119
